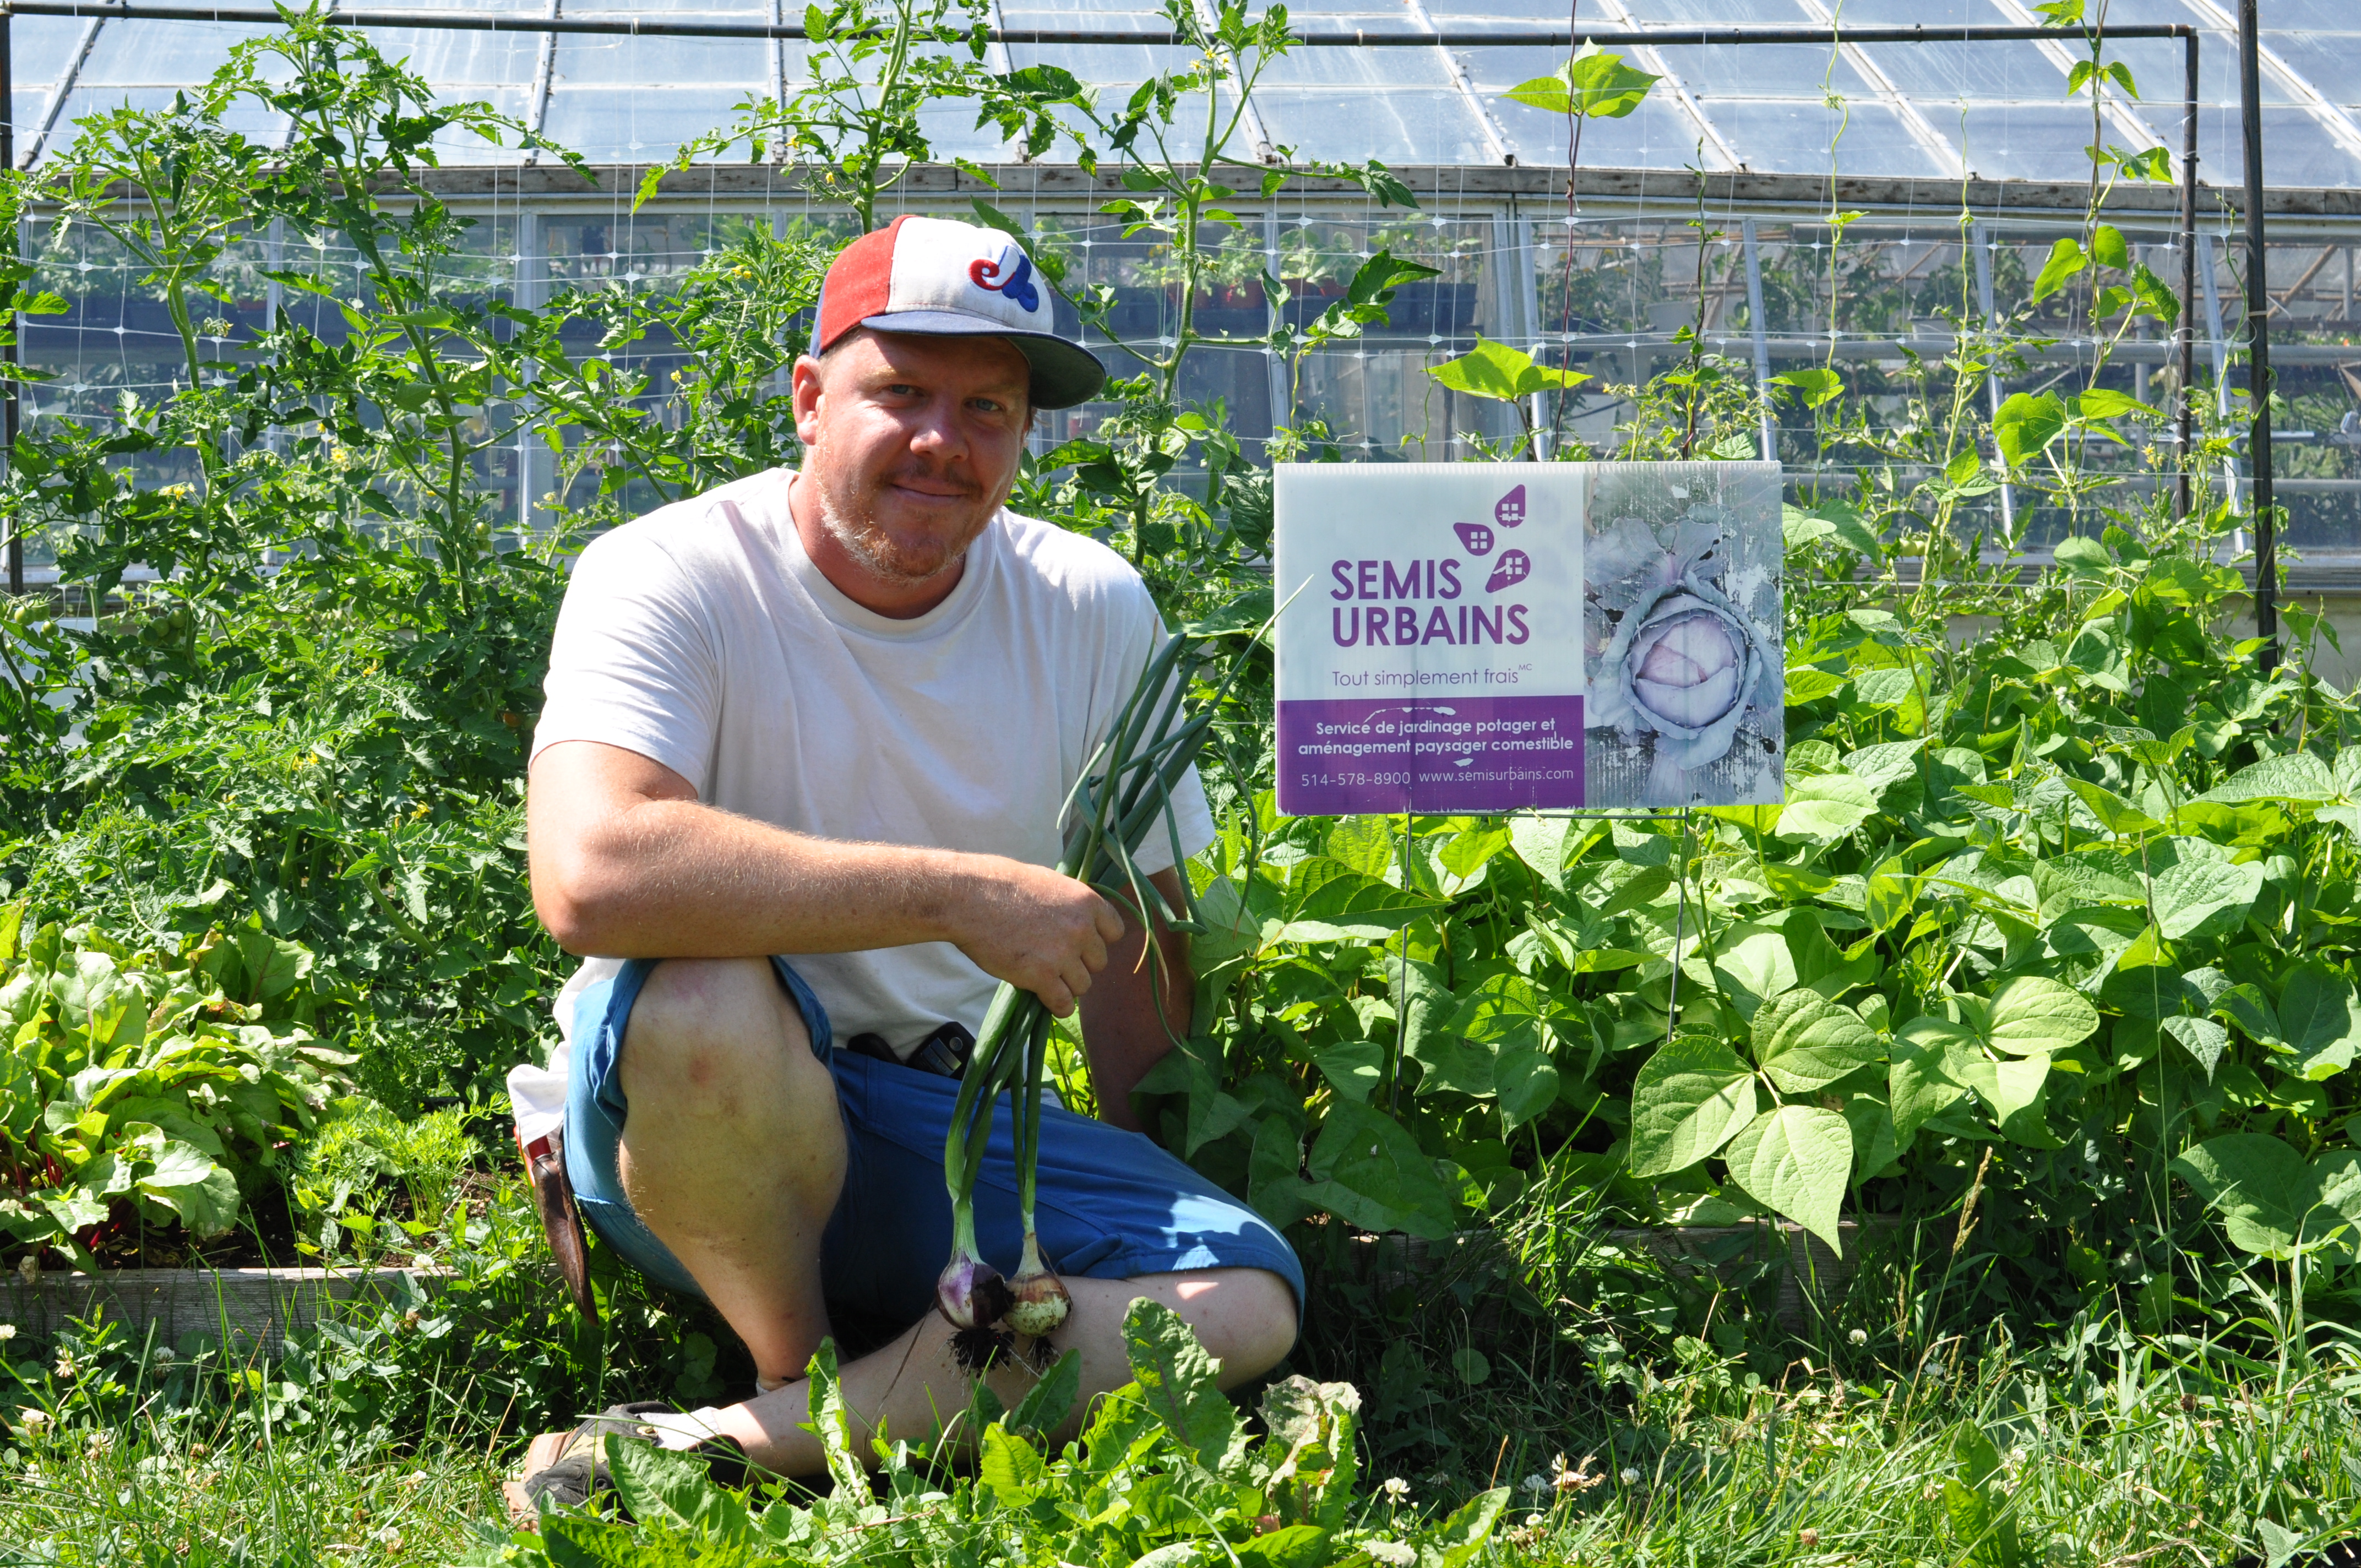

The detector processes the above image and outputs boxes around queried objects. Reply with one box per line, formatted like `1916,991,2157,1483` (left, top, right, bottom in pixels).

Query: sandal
503,1400,749,1526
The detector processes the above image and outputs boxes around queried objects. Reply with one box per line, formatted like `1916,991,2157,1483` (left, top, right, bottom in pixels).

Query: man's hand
945,859,1127,1017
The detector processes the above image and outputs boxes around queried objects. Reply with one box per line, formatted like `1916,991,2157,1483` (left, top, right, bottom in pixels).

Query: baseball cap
813,215,1106,410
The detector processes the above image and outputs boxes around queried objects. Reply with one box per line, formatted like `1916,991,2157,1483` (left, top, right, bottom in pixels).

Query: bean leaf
1629,1036,1758,1177
1723,1104,1853,1252
1752,988,1884,1093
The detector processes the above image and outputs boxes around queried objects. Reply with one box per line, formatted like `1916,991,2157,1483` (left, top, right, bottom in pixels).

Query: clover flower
0,1324,15,1342
1365,1541,1417,1567
1380,1477,1411,1501
1619,1467,1642,1485
1848,1328,1868,1346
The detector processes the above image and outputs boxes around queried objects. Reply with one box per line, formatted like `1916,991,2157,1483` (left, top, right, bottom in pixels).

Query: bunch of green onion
934,624,1237,1371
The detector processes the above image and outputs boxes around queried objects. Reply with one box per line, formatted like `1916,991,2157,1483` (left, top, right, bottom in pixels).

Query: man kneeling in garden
503,217,1301,1512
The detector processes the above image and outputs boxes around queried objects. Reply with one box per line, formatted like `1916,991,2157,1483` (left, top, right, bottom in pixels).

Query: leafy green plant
1426,339,1591,460
0,905,354,1266
293,1098,474,1257
645,0,1082,233
477,1299,1511,1568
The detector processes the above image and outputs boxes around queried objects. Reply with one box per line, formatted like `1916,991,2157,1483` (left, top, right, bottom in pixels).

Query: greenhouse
6,0,2360,587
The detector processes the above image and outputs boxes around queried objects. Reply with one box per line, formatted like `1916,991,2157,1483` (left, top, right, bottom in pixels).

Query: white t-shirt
505,467,1216,1142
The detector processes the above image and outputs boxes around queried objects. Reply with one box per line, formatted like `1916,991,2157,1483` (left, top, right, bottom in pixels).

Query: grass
7,1178,2361,1565
1,1427,508,1563
1492,1348,2361,1567
9,1317,2361,1564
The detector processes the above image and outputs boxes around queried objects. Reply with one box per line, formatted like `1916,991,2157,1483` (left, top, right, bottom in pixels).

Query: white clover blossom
1522,1473,1550,1495
1619,1467,1642,1485
12,1408,50,1435
1380,1477,1411,1500
0,1323,15,1341
1365,1541,1417,1567
1848,1328,1868,1346
1587,508,1780,800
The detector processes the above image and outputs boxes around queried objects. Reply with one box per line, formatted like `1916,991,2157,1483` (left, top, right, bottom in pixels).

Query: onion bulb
1004,1234,1071,1339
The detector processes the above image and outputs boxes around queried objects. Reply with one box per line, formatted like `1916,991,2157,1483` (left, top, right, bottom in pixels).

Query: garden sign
1273,461,1787,814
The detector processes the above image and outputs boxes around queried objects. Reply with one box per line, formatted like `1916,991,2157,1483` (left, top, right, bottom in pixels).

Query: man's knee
616,957,819,1123
1188,1268,1299,1387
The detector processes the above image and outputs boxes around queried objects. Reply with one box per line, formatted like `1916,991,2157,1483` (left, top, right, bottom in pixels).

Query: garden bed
1,1262,448,1354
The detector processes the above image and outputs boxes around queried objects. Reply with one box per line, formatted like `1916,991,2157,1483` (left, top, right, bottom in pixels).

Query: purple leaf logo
1486,550,1530,593
1454,522,1495,556
1495,485,1526,527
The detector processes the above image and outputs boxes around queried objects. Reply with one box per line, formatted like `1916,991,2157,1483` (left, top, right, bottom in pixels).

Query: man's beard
808,464,993,586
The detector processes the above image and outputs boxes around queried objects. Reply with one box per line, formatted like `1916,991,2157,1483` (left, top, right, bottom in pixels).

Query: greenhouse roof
3,0,2358,192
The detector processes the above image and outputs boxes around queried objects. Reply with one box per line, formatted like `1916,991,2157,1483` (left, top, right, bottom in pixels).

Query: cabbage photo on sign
1584,462,1785,806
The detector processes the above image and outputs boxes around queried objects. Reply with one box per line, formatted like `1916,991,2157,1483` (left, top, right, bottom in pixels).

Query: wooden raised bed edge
1,1264,451,1355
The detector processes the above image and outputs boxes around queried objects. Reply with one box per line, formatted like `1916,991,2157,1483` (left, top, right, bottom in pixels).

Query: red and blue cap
814,215,1105,410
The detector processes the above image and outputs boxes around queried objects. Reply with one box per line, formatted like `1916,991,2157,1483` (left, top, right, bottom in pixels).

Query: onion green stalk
934,618,1253,1371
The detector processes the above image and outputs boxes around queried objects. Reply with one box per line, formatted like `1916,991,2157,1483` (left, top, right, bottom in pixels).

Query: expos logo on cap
813,215,1104,409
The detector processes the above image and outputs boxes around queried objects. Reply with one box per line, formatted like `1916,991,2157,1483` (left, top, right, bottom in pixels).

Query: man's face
792,329,1032,587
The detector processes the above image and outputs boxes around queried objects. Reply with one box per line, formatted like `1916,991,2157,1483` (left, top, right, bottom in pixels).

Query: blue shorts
563,957,1304,1329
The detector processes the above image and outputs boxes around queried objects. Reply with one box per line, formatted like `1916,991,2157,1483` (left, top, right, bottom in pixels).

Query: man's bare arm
1076,865,1193,1134
527,739,1125,1016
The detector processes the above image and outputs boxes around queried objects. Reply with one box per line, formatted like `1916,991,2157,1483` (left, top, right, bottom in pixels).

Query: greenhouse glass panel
548,35,772,89
540,88,761,162
12,14,89,91
1255,41,1459,88
2098,26,2294,108
1859,39,2065,104
1646,43,1868,99
1950,104,2149,184
352,28,541,88
1274,0,1443,33
12,15,90,154
74,18,276,86
1460,48,1712,166
1615,0,1818,21
1250,88,1497,166
2254,108,2361,189
2266,35,2361,112
2253,0,2361,29
1701,100,1949,180
1424,0,1571,20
